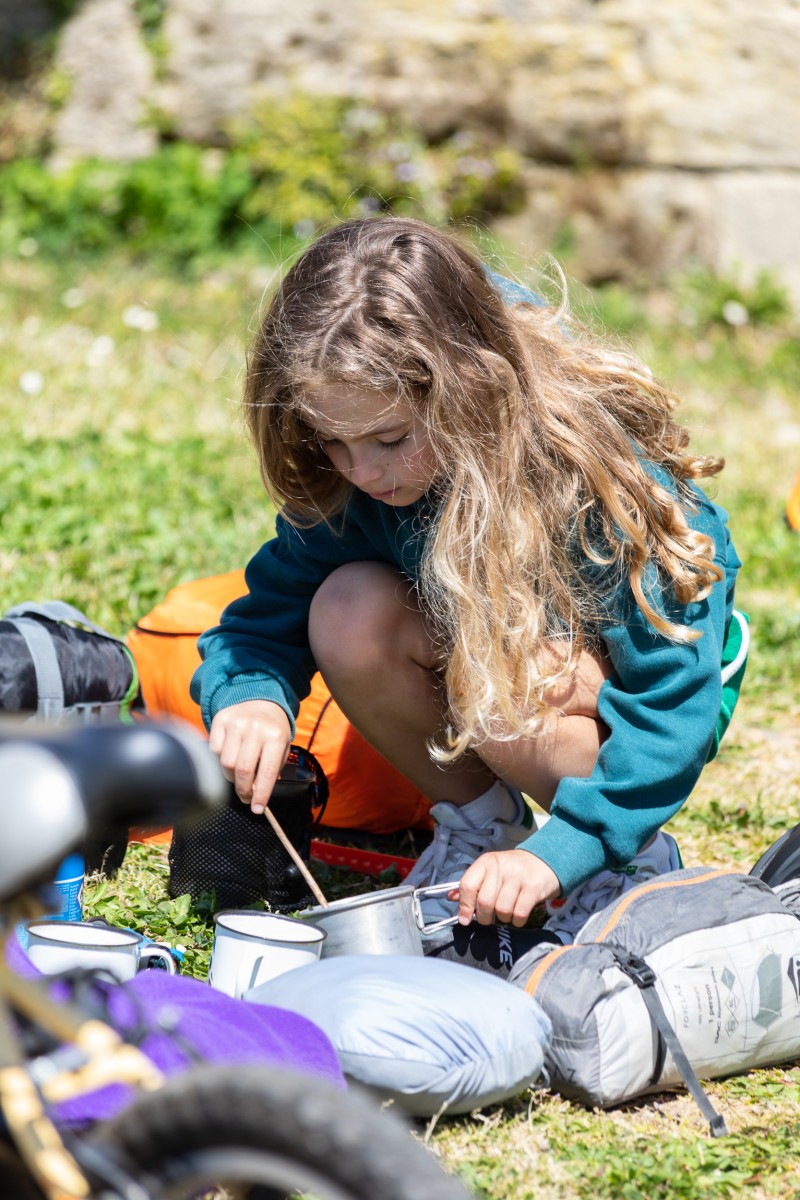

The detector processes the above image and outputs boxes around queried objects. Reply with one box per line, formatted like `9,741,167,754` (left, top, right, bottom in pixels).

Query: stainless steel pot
298,882,459,957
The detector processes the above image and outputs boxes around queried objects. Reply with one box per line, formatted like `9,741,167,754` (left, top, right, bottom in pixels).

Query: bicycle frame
0,914,163,1200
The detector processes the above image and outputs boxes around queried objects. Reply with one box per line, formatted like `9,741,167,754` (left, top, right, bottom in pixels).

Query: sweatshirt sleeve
518,487,739,896
190,511,380,732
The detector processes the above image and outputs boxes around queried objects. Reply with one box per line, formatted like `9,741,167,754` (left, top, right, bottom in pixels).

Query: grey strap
6,617,64,719
614,951,729,1137
5,601,117,642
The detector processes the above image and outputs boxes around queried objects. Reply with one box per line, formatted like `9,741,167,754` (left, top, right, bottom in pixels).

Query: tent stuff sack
0,601,145,874
0,601,143,725
126,570,432,834
168,746,328,913
245,953,552,1117
508,866,800,1136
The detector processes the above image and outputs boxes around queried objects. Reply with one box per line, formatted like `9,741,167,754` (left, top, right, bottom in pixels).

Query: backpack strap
5,601,118,642
4,616,65,720
613,950,729,1138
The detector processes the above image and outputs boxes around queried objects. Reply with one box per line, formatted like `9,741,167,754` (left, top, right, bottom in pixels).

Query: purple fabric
6,931,344,1126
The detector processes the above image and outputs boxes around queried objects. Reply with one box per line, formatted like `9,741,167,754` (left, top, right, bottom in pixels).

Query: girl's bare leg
309,562,494,804
308,562,611,809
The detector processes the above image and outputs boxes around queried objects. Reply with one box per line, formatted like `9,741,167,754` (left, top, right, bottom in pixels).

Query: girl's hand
208,700,293,814
453,849,561,927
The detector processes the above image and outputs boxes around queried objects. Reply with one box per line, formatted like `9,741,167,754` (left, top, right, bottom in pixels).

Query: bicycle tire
0,1142,46,1200
86,1064,473,1200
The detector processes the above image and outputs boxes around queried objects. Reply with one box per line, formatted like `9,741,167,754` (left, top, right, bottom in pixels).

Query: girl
192,216,746,943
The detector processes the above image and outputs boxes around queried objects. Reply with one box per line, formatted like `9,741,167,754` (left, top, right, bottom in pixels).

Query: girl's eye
379,435,409,450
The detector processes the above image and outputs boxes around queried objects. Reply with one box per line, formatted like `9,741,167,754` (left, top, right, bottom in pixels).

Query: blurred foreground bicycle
0,720,471,1200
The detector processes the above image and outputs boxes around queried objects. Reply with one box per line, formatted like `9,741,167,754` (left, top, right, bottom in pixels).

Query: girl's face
304,383,438,506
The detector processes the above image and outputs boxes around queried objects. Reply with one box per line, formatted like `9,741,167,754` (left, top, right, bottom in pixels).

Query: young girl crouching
192,216,746,943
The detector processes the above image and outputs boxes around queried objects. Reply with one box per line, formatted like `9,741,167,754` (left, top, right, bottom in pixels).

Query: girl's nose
348,452,382,487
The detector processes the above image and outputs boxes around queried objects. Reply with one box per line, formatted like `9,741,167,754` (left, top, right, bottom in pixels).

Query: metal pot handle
411,881,462,935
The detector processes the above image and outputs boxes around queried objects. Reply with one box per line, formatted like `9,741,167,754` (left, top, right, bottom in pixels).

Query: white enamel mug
209,910,327,999
25,920,177,981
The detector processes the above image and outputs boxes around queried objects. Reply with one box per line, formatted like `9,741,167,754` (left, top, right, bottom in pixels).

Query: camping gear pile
7,583,800,1131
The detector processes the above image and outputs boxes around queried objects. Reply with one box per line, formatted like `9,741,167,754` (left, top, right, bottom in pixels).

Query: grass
2,243,800,1199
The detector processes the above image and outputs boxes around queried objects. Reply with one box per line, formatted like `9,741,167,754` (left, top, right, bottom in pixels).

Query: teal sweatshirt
191,479,740,896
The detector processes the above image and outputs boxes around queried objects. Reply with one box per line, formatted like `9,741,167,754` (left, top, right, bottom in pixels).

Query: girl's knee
308,563,415,674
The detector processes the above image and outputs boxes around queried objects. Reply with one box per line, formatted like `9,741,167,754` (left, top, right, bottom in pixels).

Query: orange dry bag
126,571,432,833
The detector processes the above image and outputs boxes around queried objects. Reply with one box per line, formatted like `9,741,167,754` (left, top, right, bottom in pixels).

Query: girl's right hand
208,699,293,814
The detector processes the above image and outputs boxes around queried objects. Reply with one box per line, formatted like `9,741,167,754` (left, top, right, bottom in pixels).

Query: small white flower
19,370,44,395
85,334,115,366
61,288,86,309
721,300,749,327
19,237,38,257
122,304,159,331
292,219,316,240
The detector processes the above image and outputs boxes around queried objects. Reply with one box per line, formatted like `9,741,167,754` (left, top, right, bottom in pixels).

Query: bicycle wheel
0,1142,46,1200
86,1064,472,1200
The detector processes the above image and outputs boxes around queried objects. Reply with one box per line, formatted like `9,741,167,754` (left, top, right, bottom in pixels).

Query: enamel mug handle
137,943,177,975
235,955,265,999
412,881,461,935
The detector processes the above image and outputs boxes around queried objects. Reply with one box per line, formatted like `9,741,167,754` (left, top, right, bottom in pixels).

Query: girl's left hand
452,849,561,927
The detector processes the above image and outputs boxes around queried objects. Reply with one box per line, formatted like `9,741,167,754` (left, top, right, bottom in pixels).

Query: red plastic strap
310,839,416,880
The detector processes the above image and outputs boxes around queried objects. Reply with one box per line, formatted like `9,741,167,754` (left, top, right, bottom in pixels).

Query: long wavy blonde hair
244,217,724,758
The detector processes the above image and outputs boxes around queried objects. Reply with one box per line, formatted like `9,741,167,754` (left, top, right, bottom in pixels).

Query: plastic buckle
616,951,657,988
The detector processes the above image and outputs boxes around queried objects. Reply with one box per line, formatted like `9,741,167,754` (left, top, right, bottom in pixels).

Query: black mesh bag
168,746,328,913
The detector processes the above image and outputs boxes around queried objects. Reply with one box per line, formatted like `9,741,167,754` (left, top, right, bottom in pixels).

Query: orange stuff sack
126,571,432,834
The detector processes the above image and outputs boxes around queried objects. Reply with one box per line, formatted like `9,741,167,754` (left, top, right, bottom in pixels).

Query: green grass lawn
2,247,799,1199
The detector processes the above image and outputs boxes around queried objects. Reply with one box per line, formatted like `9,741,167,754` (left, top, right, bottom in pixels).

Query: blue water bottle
52,851,85,922
15,851,85,951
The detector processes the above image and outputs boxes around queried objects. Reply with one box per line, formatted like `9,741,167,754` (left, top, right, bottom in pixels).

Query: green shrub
0,145,262,261
231,94,525,234
0,94,526,265
232,95,412,230
678,265,792,331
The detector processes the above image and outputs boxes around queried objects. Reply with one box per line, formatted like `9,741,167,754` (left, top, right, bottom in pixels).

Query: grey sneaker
543,831,682,945
407,782,533,922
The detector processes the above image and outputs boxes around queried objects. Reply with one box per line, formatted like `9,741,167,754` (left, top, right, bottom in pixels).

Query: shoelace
415,822,495,884
549,869,624,926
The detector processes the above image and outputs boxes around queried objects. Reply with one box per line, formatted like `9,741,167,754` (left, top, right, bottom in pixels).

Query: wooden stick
263,804,329,908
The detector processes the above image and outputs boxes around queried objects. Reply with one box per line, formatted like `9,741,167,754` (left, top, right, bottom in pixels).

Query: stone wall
15,0,800,301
